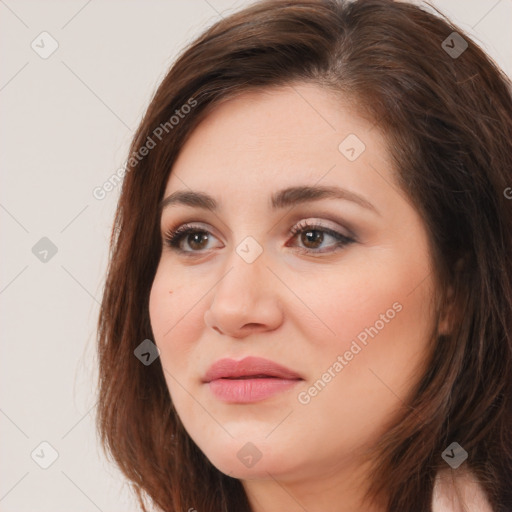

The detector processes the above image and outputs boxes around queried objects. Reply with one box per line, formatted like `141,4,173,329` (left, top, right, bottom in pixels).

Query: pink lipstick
203,356,303,403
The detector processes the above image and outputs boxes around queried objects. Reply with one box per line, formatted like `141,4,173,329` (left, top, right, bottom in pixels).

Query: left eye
163,220,355,255
287,220,355,254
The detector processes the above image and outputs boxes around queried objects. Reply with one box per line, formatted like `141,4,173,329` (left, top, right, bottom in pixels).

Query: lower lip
207,377,301,403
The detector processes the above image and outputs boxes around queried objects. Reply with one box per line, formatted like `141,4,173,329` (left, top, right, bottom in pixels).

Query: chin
208,451,283,480
198,436,300,481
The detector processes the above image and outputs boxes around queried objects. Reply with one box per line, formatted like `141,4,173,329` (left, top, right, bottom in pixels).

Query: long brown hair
96,1,512,510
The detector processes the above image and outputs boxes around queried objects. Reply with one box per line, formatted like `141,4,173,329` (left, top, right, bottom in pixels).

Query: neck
241,455,386,512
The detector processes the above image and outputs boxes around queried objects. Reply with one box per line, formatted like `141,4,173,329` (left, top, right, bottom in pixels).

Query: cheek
297,254,435,405
281,255,422,352
288,262,435,453
148,264,207,374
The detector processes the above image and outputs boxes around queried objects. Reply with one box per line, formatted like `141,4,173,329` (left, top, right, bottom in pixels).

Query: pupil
190,233,207,249
303,230,322,248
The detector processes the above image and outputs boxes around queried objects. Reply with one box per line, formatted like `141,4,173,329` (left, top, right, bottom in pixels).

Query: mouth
203,356,303,403
221,374,283,379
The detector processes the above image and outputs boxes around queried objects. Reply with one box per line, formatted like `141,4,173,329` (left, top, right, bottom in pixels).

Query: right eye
163,223,221,255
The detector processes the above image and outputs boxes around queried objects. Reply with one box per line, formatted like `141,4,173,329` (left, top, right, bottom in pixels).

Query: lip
202,356,303,403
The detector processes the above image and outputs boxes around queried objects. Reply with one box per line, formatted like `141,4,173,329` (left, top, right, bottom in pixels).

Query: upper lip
202,356,303,383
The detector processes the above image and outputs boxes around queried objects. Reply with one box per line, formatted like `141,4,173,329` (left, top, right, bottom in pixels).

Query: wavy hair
96,1,512,510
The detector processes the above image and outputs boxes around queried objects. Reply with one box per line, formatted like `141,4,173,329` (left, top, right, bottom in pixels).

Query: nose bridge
204,234,282,335
216,234,267,304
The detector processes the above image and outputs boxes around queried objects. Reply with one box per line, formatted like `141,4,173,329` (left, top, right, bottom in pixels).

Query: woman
96,1,512,511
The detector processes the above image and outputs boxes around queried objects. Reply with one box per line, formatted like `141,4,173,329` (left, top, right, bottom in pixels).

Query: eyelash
163,220,355,257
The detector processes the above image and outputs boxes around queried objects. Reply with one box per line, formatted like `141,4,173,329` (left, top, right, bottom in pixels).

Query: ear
437,257,465,336
438,285,455,336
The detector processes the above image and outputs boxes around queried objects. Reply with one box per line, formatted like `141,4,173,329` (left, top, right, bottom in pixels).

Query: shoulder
432,468,493,512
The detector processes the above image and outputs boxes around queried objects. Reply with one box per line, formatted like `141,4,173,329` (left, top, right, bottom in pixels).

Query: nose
203,249,283,338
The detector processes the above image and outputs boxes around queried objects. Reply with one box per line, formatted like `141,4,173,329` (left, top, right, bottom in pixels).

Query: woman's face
149,83,438,484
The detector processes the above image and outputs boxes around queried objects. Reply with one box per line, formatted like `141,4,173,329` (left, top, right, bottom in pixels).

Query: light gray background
1,1,511,511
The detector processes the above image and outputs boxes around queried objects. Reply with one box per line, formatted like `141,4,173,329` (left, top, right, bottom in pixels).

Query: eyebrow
159,185,380,216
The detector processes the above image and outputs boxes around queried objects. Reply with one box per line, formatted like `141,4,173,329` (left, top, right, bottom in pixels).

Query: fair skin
149,83,442,512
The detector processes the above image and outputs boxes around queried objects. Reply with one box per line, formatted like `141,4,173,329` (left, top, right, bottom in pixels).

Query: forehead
162,83,394,211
